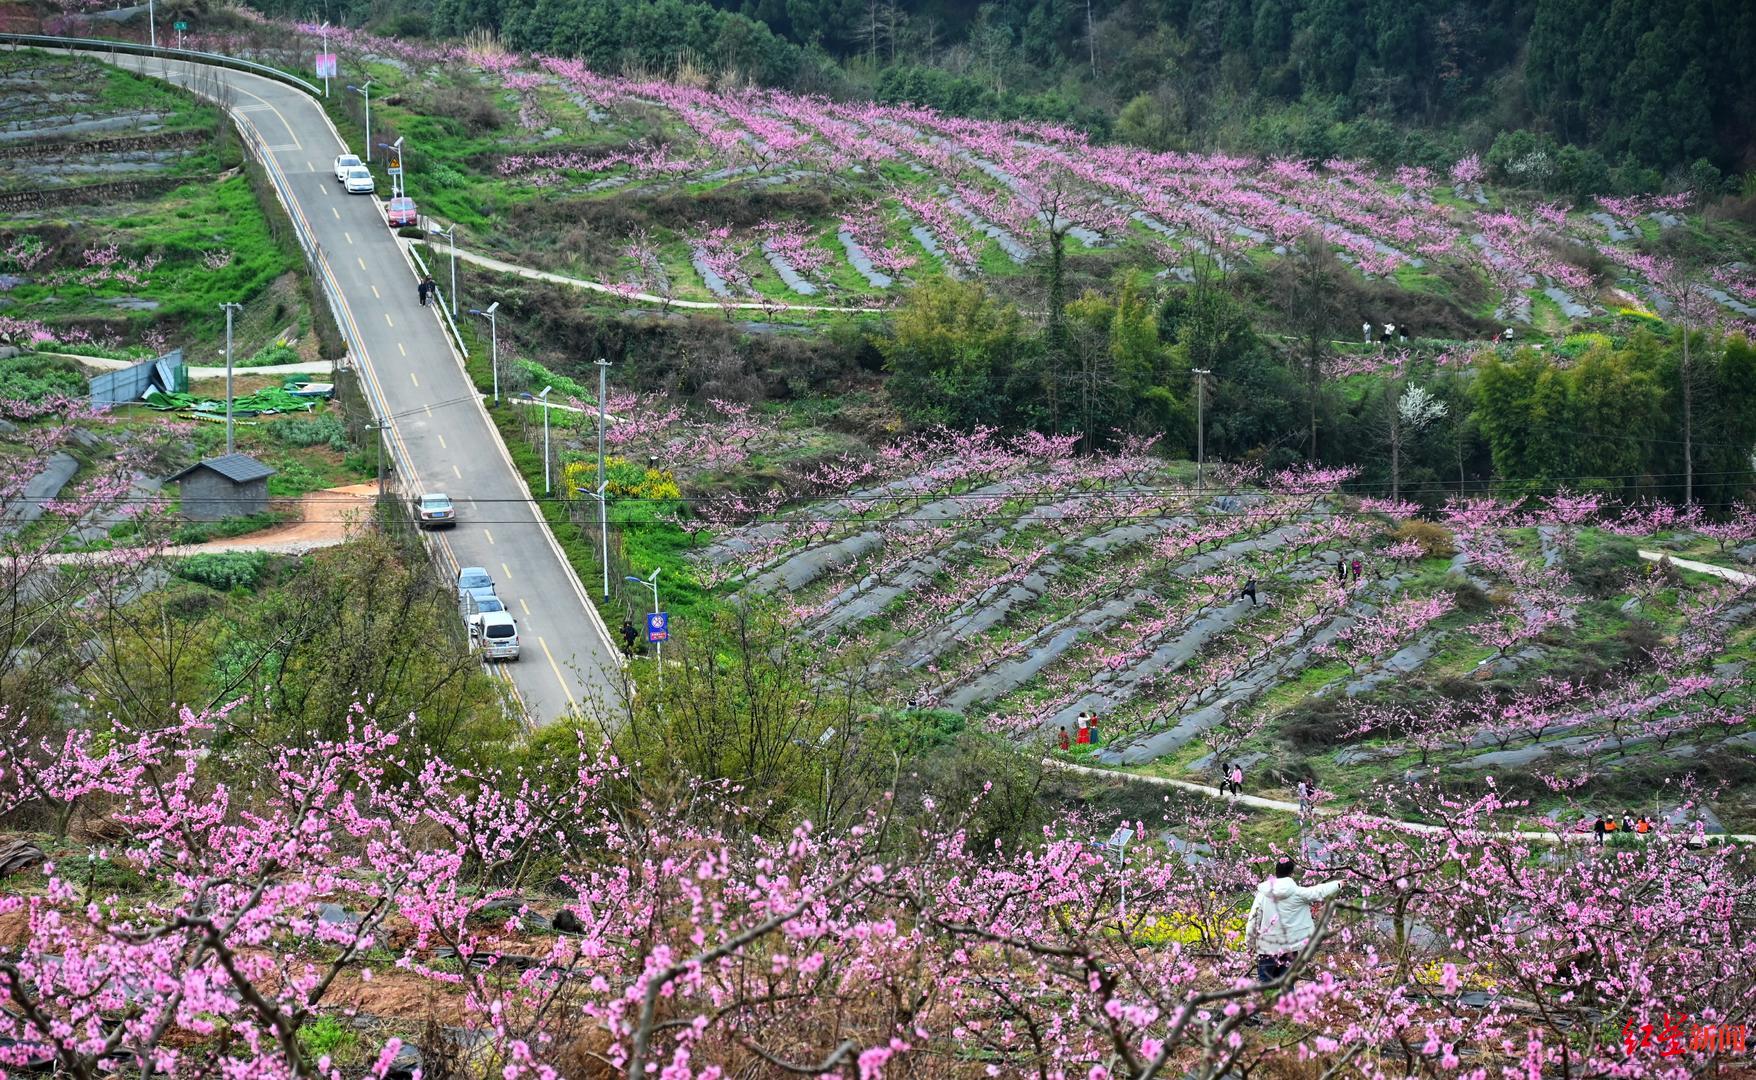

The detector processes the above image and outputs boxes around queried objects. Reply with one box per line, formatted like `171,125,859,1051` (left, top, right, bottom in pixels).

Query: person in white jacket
1245,857,1343,987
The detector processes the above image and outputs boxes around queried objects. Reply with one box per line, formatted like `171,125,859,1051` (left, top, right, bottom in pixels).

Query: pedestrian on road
1246,857,1343,991
1230,763,1244,796
1241,577,1258,606
419,276,435,306
1297,780,1312,816
620,617,638,657
1058,726,1070,752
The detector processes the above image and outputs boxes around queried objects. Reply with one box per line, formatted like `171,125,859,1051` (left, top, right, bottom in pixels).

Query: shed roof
166,453,277,484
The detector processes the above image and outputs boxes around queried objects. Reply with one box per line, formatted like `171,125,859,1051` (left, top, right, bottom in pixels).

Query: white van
471,610,520,661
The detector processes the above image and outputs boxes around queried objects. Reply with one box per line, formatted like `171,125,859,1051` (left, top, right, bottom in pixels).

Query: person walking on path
1241,577,1258,606
1335,558,1347,583
1350,558,1363,582
419,276,436,306
1247,857,1344,990
1217,761,1233,796
1297,780,1312,816
1229,762,1245,797
1594,816,1607,845
620,617,638,657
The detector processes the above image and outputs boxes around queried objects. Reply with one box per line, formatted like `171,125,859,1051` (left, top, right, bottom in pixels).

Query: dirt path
189,483,379,553
1638,549,1756,586
1044,759,1756,844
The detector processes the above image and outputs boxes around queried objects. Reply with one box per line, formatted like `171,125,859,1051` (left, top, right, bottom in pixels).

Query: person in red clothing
1075,712,1092,744
1058,726,1070,752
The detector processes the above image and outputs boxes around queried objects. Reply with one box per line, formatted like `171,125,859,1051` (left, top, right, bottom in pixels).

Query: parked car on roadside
333,154,362,183
386,196,418,228
343,166,376,194
470,610,521,661
455,566,492,602
416,492,455,528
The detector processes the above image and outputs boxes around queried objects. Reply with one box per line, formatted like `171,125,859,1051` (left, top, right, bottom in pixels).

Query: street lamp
426,221,457,315
625,567,662,679
578,481,609,600
219,302,243,455
377,136,404,198
1190,367,1212,492
468,303,499,403
346,81,372,161
147,0,157,50
1103,826,1134,918
536,386,553,495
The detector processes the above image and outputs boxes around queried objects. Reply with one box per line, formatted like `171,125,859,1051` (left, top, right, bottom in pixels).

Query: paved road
92,51,623,724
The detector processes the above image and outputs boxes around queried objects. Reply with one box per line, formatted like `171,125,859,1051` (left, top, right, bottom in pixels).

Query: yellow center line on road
538,637,578,709
398,343,407,356
307,160,315,172
423,404,431,416
503,562,513,579
518,597,530,615
483,529,495,545
410,371,419,387
331,207,339,219
357,257,365,270
385,313,395,328
436,434,446,449
453,465,462,478
344,232,354,245
370,285,380,299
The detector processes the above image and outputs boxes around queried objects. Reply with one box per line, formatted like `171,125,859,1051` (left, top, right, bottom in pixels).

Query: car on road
470,610,521,661
333,154,362,183
386,196,418,228
416,492,456,528
343,166,376,194
464,592,506,622
456,566,493,602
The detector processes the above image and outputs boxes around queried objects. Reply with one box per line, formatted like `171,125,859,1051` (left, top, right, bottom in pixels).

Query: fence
0,32,323,96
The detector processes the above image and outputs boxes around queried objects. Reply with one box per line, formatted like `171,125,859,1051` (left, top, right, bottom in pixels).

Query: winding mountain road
83,48,623,723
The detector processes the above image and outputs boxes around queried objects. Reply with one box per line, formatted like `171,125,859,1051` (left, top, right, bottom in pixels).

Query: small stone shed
167,453,276,522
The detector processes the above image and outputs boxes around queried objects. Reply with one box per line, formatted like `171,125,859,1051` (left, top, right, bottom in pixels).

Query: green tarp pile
143,379,321,416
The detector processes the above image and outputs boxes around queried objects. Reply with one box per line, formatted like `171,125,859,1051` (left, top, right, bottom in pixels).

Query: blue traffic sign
646,612,669,643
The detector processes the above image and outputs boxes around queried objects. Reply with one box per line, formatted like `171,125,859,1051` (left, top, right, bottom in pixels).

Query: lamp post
346,81,372,161
1190,367,1212,492
319,21,329,97
427,221,457,315
578,481,609,600
1104,826,1134,919
147,0,156,49
377,136,404,198
219,302,243,455
625,568,662,682
594,357,610,494
537,386,553,495
468,302,499,403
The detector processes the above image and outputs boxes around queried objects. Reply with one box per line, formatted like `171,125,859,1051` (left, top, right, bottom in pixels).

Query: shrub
174,551,268,591
1391,520,1457,559
1570,536,1638,597
270,413,349,450
0,355,86,402
241,342,301,368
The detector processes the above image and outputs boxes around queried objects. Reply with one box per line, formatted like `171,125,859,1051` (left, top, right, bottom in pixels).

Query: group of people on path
1335,557,1366,583
1057,711,1102,751
1595,812,1655,843
1217,760,1246,795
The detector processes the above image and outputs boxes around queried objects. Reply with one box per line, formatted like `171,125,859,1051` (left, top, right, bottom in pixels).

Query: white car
343,166,376,194
333,154,362,183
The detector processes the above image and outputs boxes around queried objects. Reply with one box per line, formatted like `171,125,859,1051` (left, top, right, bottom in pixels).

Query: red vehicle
386,196,418,228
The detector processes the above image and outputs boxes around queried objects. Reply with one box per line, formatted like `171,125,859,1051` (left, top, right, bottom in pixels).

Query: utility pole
1191,367,1211,492
148,0,156,50
220,302,243,455
596,357,611,599
320,21,329,97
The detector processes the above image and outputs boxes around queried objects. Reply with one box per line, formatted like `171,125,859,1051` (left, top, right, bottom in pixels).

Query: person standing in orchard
1246,857,1344,989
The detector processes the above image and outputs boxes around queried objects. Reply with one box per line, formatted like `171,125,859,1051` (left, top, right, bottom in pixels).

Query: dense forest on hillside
252,0,1756,187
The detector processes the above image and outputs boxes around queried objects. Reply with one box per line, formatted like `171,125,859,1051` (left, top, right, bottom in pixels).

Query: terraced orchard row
690,429,1754,824
150,14,1756,331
